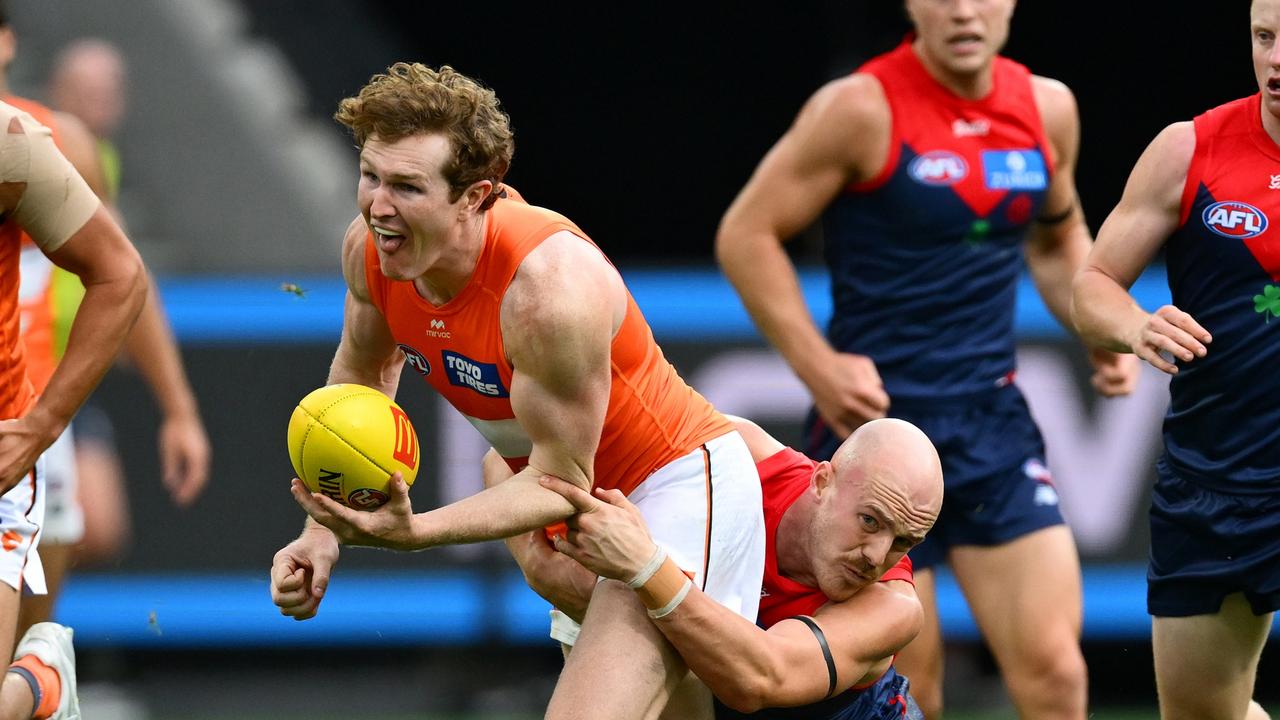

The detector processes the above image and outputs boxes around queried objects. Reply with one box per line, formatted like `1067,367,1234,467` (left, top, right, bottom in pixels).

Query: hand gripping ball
287,384,419,510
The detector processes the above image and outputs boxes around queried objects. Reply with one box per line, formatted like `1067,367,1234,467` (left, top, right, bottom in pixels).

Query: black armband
792,615,837,698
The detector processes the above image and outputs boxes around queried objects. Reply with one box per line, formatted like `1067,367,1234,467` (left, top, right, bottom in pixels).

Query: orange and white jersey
0,99,97,421
364,188,733,496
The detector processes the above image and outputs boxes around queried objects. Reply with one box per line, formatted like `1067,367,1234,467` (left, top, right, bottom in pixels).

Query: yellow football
287,384,420,510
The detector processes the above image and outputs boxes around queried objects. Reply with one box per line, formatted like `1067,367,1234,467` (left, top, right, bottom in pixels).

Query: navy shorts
1147,457,1280,617
714,666,922,719
805,385,1064,571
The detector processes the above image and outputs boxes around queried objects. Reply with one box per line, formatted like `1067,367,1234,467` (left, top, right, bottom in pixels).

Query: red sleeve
878,555,914,586
755,447,815,482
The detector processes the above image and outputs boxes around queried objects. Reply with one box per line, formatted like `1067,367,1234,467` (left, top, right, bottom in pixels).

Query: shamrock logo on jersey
1253,284,1280,323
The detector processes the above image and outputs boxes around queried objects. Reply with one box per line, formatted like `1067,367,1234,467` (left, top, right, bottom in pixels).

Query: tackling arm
543,476,922,712
656,579,921,712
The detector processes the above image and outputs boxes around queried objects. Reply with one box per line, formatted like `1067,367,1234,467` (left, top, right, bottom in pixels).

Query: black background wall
251,1,1257,261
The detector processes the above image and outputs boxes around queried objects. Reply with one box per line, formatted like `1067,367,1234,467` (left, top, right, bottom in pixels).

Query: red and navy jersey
1163,94,1280,494
721,449,916,719
822,39,1053,400
757,447,914,628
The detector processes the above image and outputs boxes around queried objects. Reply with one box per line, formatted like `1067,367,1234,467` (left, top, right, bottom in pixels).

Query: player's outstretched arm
1025,77,1139,397
543,476,922,711
717,76,890,438
1072,122,1211,375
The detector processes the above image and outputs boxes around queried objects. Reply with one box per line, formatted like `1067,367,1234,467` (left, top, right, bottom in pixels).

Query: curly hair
335,63,514,210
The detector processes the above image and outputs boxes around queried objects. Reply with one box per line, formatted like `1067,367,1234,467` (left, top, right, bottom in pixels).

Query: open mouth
372,225,406,252
1268,77,1280,93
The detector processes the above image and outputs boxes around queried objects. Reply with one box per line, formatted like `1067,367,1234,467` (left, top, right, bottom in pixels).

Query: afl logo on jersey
398,344,431,376
1203,201,1268,239
909,151,968,186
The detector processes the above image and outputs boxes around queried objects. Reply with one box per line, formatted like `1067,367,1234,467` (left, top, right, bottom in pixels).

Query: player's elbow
716,666,787,713
713,222,741,271
120,251,148,319
717,685,767,714
714,212,760,272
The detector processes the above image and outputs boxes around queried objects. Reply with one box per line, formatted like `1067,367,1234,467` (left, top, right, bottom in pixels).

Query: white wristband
648,578,693,619
627,546,667,589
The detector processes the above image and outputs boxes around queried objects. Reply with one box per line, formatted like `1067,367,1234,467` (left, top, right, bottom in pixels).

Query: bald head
48,38,126,138
831,418,943,542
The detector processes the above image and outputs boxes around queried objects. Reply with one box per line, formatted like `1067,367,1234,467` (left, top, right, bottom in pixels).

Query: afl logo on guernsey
909,151,968,186
398,344,431,376
1202,201,1268,239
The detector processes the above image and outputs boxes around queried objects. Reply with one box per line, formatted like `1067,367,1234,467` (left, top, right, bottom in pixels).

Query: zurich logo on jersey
1202,200,1268,239
909,151,968,186
982,150,1047,191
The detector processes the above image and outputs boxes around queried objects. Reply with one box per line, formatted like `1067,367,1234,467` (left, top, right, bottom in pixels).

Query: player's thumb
593,488,628,507
389,473,411,501
311,567,331,599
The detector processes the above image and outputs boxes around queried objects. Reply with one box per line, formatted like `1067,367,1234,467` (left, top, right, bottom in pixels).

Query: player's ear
811,461,834,496
459,179,494,216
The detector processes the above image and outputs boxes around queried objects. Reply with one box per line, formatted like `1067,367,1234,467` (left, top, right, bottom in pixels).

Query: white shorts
40,424,83,545
550,430,764,645
0,453,47,595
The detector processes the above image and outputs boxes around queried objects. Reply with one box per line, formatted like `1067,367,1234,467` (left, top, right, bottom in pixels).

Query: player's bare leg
0,583,33,718
657,671,712,720
951,526,1086,719
546,579,687,720
1153,593,1271,720
892,567,944,719
16,545,71,639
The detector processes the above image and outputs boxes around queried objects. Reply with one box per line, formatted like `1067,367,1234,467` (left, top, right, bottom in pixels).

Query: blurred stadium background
2,0,1275,717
